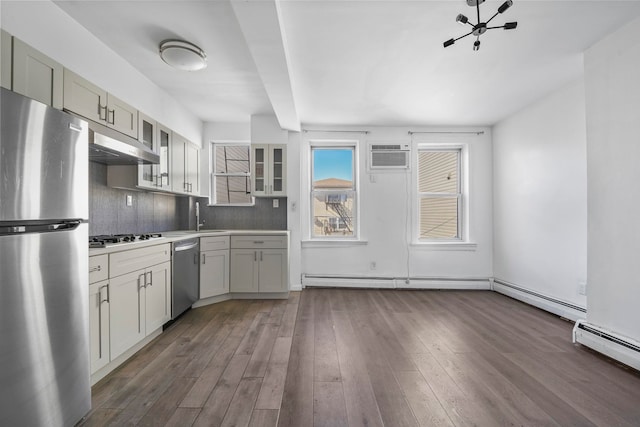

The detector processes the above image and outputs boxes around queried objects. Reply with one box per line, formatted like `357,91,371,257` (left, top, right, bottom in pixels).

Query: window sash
311,189,357,238
310,143,357,239
417,148,462,241
210,143,253,205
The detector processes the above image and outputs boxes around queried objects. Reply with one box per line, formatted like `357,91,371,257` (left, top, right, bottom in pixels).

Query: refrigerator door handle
0,220,82,236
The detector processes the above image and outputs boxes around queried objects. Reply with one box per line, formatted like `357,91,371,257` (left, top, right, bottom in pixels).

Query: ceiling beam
231,0,300,132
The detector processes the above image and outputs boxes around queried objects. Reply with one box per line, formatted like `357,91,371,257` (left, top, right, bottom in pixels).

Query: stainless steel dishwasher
172,238,200,319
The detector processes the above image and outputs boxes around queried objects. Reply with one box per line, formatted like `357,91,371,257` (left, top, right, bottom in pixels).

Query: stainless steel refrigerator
0,88,91,426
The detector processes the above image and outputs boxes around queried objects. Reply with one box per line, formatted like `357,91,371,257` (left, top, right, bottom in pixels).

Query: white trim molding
573,320,640,372
302,274,490,290
492,278,586,321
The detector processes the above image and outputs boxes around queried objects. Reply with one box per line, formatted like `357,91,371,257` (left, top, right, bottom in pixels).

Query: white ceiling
53,0,640,128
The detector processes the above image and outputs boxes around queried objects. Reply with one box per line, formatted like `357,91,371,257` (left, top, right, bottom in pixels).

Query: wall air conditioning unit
369,143,411,170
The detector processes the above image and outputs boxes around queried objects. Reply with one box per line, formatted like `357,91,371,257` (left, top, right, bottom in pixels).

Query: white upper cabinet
11,37,63,109
136,113,172,191
172,132,200,195
63,69,138,138
1,30,11,90
156,123,172,191
251,144,286,197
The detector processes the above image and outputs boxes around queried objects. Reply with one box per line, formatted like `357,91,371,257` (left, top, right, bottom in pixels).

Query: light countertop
89,229,289,256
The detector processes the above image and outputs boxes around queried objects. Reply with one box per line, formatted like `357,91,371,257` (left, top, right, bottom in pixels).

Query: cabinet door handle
253,241,264,244
139,273,146,289
137,276,142,333
202,253,206,264
98,291,103,358
146,271,152,287
260,251,263,261
107,109,115,125
269,184,272,194
98,103,107,121
90,265,102,273
99,284,109,303
183,182,188,191
254,251,257,262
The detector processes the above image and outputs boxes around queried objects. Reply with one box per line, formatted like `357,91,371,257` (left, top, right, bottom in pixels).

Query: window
210,143,254,205
417,148,461,240
311,146,357,238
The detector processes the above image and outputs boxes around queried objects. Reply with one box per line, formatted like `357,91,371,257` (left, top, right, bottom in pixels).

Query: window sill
207,203,255,207
302,239,368,248
410,241,477,251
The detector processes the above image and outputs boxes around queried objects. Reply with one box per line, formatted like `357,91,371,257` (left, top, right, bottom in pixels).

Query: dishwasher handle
174,241,199,252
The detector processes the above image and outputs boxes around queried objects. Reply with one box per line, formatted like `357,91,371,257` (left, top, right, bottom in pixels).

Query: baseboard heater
573,320,640,372
301,274,490,290
492,278,586,321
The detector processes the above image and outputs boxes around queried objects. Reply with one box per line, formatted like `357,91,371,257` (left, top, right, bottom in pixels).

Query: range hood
84,118,159,165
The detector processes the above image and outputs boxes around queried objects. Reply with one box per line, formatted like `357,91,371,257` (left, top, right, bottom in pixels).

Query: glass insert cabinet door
254,146,266,193
251,144,286,197
137,115,171,190
139,113,156,187
157,125,171,190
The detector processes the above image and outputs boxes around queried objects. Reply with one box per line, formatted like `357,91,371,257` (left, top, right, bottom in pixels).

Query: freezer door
0,88,88,221
0,222,91,427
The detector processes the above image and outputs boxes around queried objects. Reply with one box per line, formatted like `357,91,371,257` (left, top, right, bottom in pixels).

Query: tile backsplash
89,162,189,235
194,196,287,231
89,162,287,235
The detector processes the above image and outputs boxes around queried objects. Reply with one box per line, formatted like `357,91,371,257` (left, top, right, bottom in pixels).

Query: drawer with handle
201,235,230,251
89,254,108,284
230,235,288,249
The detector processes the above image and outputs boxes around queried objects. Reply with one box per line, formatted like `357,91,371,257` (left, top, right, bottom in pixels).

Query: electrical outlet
578,281,587,296
126,194,133,207
370,261,376,270
273,199,279,208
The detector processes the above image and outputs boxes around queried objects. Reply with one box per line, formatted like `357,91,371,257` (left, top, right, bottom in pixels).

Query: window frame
209,141,255,206
309,143,359,240
415,144,465,243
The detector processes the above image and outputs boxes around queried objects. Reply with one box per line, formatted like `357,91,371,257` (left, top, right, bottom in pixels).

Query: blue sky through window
312,148,353,182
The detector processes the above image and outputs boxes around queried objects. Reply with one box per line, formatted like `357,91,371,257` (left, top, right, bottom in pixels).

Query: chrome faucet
195,201,205,231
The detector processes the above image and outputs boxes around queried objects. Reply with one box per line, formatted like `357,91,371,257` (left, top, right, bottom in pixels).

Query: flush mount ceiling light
159,40,207,71
443,0,518,51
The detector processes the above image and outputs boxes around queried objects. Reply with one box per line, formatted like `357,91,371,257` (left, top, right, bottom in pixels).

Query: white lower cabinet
109,270,145,361
89,279,110,375
200,236,230,298
108,244,171,361
109,261,171,360
230,249,259,293
258,249,288,292
89,244,171,383
89,254,109,376
230,235,288,293
145,262,172,332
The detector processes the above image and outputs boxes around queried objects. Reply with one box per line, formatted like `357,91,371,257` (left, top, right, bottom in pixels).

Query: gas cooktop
89,233,163,248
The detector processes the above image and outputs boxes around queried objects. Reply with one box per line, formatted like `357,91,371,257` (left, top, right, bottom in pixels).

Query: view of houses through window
311,147,356,238
211,143,253,205
417,149,461,239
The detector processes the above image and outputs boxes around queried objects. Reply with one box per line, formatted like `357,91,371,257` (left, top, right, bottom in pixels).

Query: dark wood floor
83,289,640,427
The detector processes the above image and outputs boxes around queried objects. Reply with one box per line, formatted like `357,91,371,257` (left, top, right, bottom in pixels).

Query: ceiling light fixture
443,0,518,51
159,39,207,71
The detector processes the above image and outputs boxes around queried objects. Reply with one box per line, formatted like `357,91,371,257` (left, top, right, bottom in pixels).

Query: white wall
584,16,640,343
299,126,493,285
492,79,588,308
0,0,202,144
